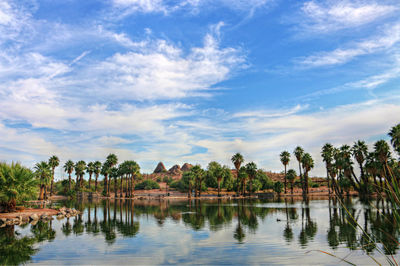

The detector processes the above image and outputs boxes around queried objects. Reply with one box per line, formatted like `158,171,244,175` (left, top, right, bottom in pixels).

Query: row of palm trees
230,153,260,196
34,154,140,200
321,124,400,198
277,123,400,198
279,148,314,196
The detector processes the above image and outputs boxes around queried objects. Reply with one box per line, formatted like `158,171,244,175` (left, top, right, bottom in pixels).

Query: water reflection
0,197,399,264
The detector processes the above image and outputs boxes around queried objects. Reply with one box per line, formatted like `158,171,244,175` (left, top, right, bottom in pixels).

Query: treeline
278,123,400,198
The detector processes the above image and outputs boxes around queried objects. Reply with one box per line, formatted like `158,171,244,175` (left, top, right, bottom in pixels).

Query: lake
1,197,398,265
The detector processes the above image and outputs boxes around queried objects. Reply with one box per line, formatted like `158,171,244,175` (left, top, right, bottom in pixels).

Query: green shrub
156,176,162,182
135,179,160,190
273,181,283,195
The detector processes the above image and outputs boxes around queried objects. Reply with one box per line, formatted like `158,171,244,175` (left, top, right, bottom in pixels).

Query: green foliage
135,179,160,190
256,170,273,190
0,162,38,211
246,178,262,192
156,176,162,182
273,181,283,194
163,176,173,184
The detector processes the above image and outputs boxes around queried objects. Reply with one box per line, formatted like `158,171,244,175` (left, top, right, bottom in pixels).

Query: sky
0,0,399,178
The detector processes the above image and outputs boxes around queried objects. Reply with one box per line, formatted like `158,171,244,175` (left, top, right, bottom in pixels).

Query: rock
0,223,6,228
11,218,20,225
153,162,167,173
30,220,38,226
65,214,71,218
168,165,182,175
30,214,39,221
57,215,64,220
41,214,48,220
21,216,29,222
0,218,6,225
181,163,193,172
6,219,13,225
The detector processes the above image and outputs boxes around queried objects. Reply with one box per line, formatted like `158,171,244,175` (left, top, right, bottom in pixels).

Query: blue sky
1,0,399,177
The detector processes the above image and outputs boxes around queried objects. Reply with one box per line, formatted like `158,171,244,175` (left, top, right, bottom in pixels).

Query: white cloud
77,33,244,101
298,22,400,67
299,0,398,33
110,0,272,17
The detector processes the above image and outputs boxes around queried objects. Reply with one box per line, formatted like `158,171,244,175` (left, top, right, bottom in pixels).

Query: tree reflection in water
1,197,400,264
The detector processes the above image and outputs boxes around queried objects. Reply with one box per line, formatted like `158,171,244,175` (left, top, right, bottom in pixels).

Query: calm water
1,197,399,265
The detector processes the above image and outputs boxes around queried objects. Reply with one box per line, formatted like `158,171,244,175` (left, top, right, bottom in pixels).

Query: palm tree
286,169,297,194
294,146,304,194
352,140,368,194
210,163,224,197
280,151,290,194
63,160,74,191
125,161,140,198
191,165,205,197
231,153,244,196
245,162,257,195
101,162,110,197
301,153,314,194
374,140,392,185
93,161,102,193
87,162,94,190
34,161,51,200
237,167,248,196
0,162,37,212
321,143,334,195
48,155,59,197
389,123,400,156
74,161,86,190
104,154,118,196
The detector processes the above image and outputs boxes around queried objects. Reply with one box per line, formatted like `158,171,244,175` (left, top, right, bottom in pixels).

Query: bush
169,180,187,192
135,179,160,190
309,180,320,188
273,181,283,194
156,176,162,182
247,179,262,192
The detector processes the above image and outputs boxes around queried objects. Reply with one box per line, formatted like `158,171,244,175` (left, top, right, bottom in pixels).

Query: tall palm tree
294,146,304,195
245,162,257,195
101,162,110,197
74,161,86,190
280,151,290,194
389,123,400,156
374,140,392,185
63,160,74,191
352,140,368,194
35,161,51,200
237,167,248,196
104,154,118,196
231,153,244,195
125,161,140,198
301,153,314,194
286,169,297,194
87,162,94,190
93,161,102,193
321,143,334,195
48,155,59,197
191,165,205,197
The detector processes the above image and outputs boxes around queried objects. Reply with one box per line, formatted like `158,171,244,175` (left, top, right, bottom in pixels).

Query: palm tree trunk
89,173,92,190
120,176,123,198
95,174,98,193
38,185,45,200
114,176,118,198
298,161,304,196
188,183,191,198
104,174,108,195
68,173,71,191
218,179,221,197
249,177,253,196
131,174,135,198
284,165,287,194
50,167,55,196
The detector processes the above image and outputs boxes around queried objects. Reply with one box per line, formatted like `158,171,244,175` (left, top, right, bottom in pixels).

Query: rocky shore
0,207,81,227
